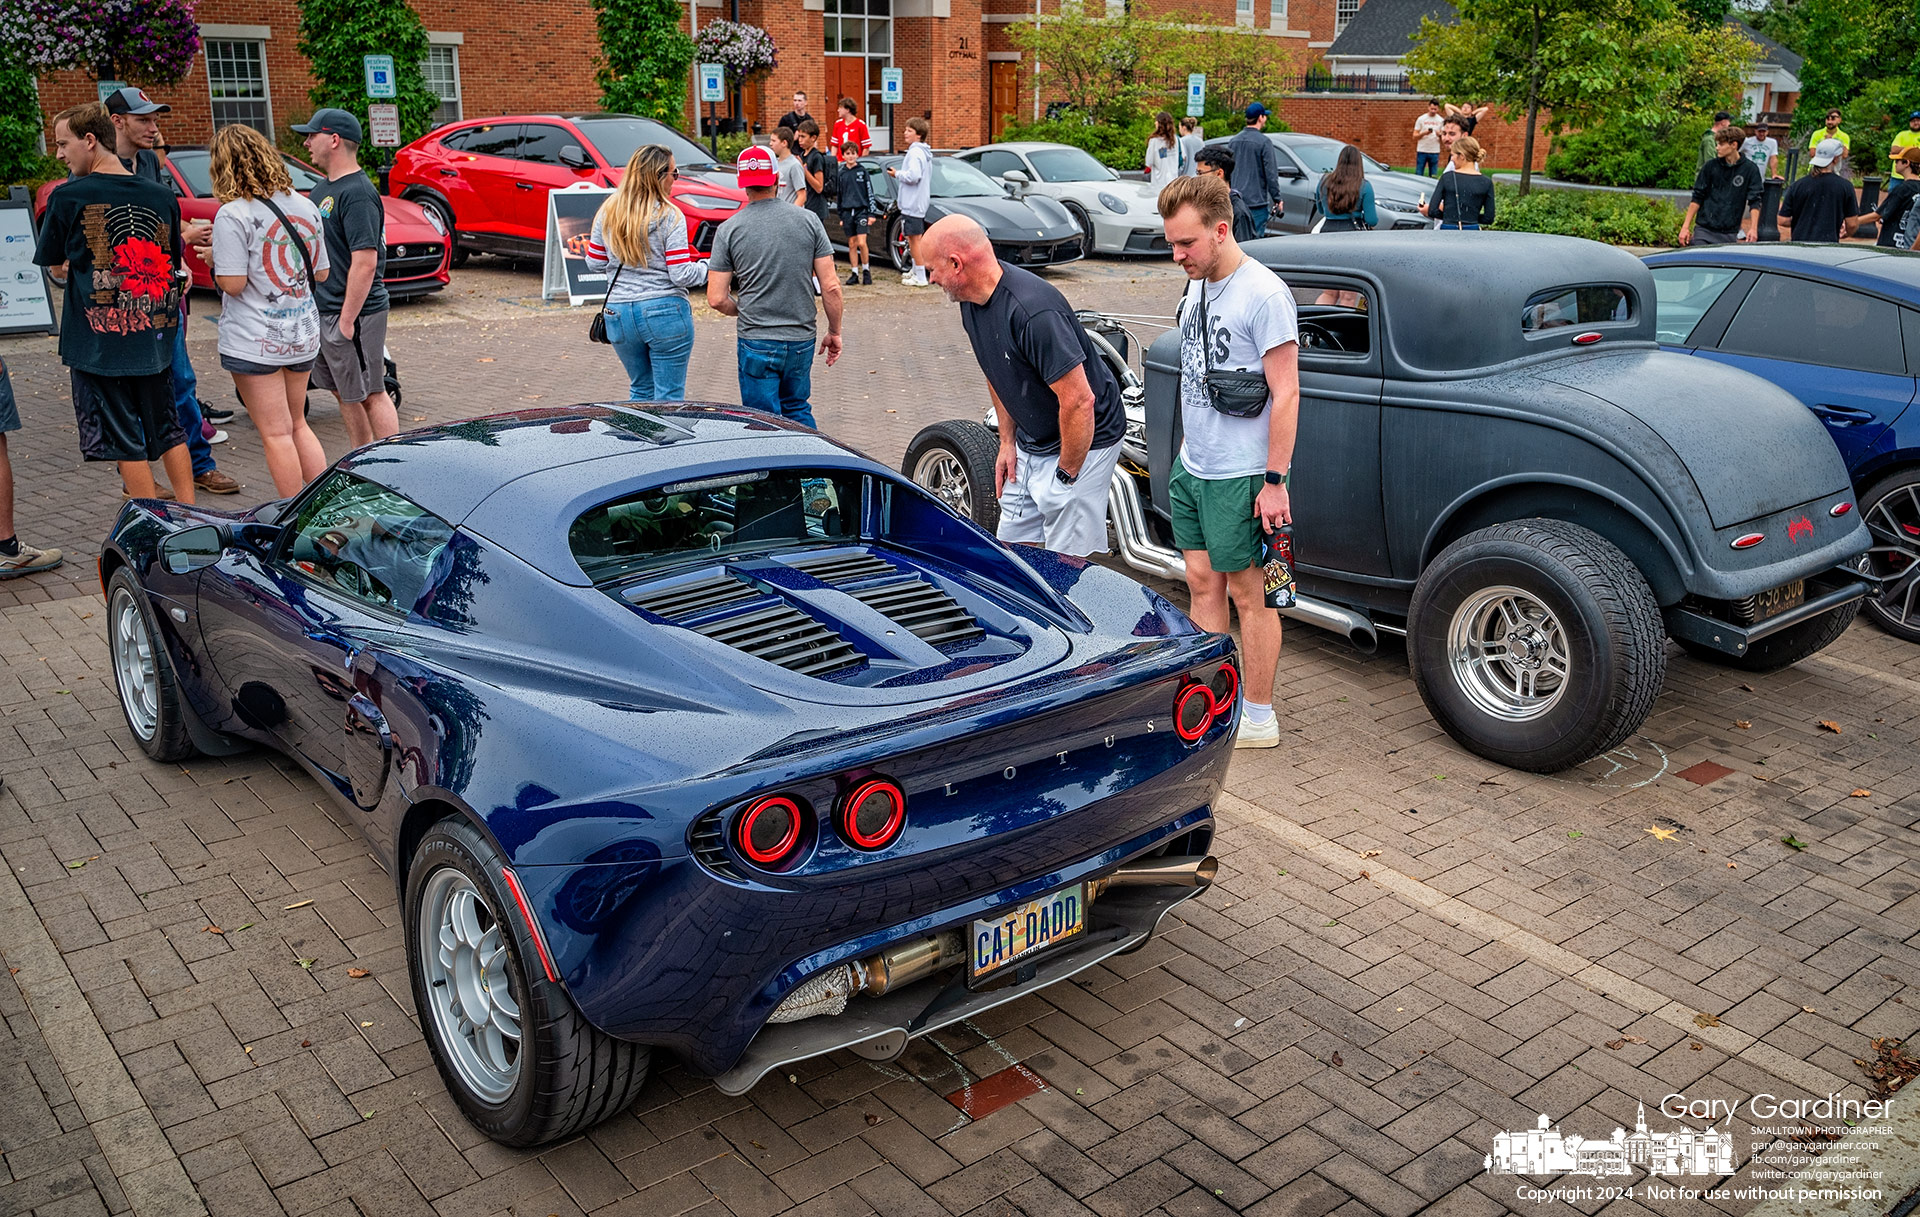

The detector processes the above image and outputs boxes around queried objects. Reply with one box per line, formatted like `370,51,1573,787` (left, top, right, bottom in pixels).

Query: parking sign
368,103,401,147
364,54,395,99
880,68,903,106
1187,73,1206,118
699,65,725,103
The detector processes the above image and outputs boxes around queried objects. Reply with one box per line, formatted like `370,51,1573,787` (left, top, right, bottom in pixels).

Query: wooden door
825,58,866,119
991,62,1019,138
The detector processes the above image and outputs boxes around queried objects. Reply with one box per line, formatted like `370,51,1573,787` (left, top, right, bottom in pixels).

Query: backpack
1897,195,1920,250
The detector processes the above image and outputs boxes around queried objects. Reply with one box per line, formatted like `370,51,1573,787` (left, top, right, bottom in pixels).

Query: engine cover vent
633,573,862,677
630,573,759,620
788,552,897,584
849,580,985,647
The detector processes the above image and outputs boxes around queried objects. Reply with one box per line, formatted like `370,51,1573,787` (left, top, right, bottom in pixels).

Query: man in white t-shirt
1741,125,1780,178
1157,174,1299,749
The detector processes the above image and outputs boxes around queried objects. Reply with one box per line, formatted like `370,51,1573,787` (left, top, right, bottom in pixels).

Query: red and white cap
736,144,778,188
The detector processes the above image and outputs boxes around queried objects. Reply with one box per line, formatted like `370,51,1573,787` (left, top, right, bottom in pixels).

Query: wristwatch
1055,466,1079,486
1264,470,1290,487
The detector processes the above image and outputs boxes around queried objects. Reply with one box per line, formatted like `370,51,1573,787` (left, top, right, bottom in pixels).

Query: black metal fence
1289,71,1418,95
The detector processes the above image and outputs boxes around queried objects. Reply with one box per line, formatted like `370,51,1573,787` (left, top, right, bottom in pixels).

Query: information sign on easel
0,187,57,337
541,182,617,305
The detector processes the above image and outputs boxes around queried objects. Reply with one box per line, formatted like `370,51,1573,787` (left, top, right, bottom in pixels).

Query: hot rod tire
904,420,1001,533
106,569,197,763
1408,520,1665,773
1676,600,1860,672
1857,468,1920,643
406,818,650,1146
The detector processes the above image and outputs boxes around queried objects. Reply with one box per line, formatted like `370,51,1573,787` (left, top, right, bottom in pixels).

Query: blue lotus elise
100,405,1236,1145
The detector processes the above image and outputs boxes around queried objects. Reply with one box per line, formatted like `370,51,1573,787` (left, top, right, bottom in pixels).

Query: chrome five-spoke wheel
1447,585,1570,722
419,868,521,1103
109,585,159,741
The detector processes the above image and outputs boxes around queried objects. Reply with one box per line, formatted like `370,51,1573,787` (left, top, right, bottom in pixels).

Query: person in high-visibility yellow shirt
1814,109,1851,172
1891,112,1920,176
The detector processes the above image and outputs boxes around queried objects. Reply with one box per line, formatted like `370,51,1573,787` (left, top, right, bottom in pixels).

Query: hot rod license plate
970,885,1085,984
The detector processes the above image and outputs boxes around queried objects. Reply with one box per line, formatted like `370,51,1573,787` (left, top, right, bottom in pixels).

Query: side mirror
159,524,229,574
1000,169,1029,199
559,144,594,170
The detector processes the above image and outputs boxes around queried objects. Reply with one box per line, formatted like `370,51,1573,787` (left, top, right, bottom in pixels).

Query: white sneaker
910,270,930,287
207,428,230,445
1234,716,1280,749
901,270,915,283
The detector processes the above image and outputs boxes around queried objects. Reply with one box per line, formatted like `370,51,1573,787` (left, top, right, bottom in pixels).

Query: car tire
887,217,911,273
1856,467,1920,643
1677,599,1860,672
418,195,466,266
1064,202,1096,251
406,816,650,1147
1408,519,1665,773
904,420,1001,534
105,567,197,762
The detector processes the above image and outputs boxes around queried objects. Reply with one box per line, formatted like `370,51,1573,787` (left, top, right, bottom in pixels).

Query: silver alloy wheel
109,586,158,741
419,867,522,1103
1447,585,1571,721
913,447,975,519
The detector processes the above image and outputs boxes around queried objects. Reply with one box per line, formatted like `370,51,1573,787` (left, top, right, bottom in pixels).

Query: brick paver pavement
2,257,1917,1217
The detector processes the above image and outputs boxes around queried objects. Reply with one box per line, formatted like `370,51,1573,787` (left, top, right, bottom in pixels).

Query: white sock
1244,701,1274,726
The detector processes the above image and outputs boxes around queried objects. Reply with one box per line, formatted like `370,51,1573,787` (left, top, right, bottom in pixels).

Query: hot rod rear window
1523,285,1633,332
570,469,863,583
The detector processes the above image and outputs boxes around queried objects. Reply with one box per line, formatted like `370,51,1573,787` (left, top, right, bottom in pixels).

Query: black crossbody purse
589,258,626,344
1195,277,1271,418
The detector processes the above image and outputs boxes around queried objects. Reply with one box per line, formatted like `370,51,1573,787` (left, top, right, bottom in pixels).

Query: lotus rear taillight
840,779,906,850
736,796,803,866
1209,661,1240,717
1174,683,1215,742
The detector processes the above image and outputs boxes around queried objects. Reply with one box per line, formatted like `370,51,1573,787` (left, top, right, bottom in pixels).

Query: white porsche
952,142,1168,256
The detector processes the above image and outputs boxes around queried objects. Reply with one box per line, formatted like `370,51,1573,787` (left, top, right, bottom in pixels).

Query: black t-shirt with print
959,261,1126,456
308,171,388,315
1779,172,1862,242
33,172,182,376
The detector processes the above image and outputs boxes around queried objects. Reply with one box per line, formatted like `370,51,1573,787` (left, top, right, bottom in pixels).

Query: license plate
1749,580,1805,622
970,885,1084,983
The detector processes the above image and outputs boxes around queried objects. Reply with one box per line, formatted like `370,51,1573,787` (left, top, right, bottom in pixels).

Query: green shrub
711,132,754,164
1547,115,1711,189
1492,183,1682,245
0,64,58,189
1000,115,1154,169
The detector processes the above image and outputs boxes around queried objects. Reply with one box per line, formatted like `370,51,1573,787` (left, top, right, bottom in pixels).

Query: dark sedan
826,155,1084,272
1644,243,1920,642
1201,132,1433,233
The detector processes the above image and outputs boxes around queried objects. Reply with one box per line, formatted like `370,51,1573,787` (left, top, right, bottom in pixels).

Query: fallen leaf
1567,831,1583,840
864,1112,880,1126
1727,862,1737,868
236,923,255,931
1851,789,1872,798
1783,835,1809,851
296,958,316,969
347,968,371,978
411,415,426,422
1802,1006,1816,1014
477,357,495,363
1818,720,1842,734
1645,825,1678,842
1330,1051,1344,1067
1359,870,1370,880
1075,1088,1084,1095
1605,1039,1627,1050
1690,1042,1705,1052
301,1040,311,1047
750,1140,766,1150
285,899,314,909
360,1021,373,1027
243,1045,253,1053
1323,920,1340,927
1361,850,1381,859
1734,720,1751,730
203,925,224,934
361,1111,374,1118
1741,683,1756,691
1693,1012,1722,1029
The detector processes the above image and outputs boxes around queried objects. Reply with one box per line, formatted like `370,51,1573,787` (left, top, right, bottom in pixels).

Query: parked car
34,147,451,299
1199,132,1433,233
100,403,1232,1144
953,142,1165,254
905,233,1874,772
388,113,748,261
825,155,1083,272
1644,244,1920,642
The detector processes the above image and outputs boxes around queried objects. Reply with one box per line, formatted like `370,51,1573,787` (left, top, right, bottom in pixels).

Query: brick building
29,0,1553,166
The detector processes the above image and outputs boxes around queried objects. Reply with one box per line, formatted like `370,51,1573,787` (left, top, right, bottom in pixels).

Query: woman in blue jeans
586,146,709,400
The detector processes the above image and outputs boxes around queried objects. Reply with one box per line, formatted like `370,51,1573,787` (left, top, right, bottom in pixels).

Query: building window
1335,0,1359,32
422,45,460,126
1271,0,1288,27
1237,0,1254,26
1105,0,1125,15
206,39,271,135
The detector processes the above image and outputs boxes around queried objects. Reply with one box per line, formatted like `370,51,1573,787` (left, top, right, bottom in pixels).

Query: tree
0,63,59,186
1,0,200,84
1162,20,1302,116
1008,6,1185,124
593,0,695,126
296,0,438,167
1406,0,1756,191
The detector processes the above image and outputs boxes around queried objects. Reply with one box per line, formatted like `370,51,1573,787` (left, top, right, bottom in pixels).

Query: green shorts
1169,455,1263,573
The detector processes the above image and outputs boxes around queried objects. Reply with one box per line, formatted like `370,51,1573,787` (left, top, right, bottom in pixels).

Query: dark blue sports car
99,404,1235,1145
1645,245,1920,641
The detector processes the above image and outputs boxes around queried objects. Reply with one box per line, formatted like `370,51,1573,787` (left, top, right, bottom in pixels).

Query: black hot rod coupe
905,233,1874,772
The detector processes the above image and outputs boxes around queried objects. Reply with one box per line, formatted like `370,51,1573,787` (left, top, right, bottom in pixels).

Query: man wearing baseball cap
1779,138,1865,242
1227,103,1283,237
103,86,242,496
1890,111,1920,177
295,108,397,448
706,145,843,428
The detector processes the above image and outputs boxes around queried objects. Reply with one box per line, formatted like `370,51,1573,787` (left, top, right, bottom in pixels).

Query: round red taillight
840,779,906,850
736,796,802,866
1209,662,1239,720
1174,683,1215,742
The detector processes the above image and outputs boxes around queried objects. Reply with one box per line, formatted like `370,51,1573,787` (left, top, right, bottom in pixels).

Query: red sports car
34,147,452,299
387,113,747,260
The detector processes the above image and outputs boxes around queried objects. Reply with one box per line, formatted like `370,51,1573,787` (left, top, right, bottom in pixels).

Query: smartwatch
1264,470,1289,487
1055,466,1079,486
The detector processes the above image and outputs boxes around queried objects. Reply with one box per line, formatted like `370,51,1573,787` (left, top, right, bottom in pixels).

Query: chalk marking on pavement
1217,791,1858,1099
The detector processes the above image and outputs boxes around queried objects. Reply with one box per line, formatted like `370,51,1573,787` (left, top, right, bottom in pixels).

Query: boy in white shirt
889,117,933,286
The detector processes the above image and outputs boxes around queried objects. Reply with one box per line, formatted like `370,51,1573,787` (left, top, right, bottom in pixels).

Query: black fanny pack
1196,281,1270,418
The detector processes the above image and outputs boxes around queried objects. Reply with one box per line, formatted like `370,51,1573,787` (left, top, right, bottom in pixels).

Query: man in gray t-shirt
707,145,844,429
771,129,808,206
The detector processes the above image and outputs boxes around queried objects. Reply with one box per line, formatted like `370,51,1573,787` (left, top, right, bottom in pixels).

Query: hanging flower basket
695,20,778,84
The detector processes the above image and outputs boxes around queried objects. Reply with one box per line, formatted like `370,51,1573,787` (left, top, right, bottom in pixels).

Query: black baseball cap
293,107,364,143
1713,110,1733,122
104,87,169,116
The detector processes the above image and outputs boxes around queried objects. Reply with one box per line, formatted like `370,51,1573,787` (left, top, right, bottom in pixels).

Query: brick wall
1279,95,1552,170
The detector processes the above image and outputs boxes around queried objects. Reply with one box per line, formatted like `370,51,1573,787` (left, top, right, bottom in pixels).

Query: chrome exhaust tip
1090,854,1217,897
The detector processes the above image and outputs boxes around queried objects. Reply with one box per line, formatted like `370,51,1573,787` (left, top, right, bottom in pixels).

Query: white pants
996,441,1123,557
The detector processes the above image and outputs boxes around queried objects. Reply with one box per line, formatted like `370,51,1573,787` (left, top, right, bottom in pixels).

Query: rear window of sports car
570,469,864,583
1522,284,1635,332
